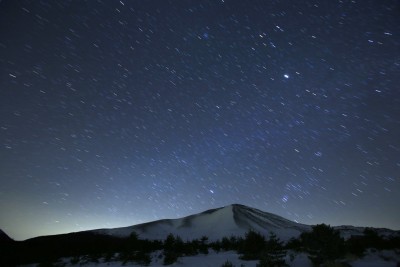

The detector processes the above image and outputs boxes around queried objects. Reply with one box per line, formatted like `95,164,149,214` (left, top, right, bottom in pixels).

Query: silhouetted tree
221,237,232,251
182,239,199,256
239,230,266,260
285,237,302,251
163,250,179,265
257,233,287,267
220,235,242,251
211,240,222,253
363,228,383,249
200,235,209,254
387,235,400,250
164,234,176,251
163,234,184,265
301,224,345,266
346,235,366,257
346,228,400,256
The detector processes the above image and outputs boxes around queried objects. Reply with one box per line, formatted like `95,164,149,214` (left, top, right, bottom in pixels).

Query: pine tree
200,235,209,254
301,224,345,266
163,234,183,265
240,230,266,260
257,233,287,267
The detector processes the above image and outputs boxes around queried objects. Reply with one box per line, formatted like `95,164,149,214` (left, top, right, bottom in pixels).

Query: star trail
0,0,399,240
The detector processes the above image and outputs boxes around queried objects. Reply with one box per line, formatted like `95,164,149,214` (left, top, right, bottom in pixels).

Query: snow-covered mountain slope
95,204,311,241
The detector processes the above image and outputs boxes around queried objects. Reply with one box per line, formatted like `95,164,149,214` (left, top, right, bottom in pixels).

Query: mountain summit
2,205,399,266
96,204,311,241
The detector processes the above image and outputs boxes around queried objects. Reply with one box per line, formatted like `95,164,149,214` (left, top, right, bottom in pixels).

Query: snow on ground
164,251,258,267
37,251,258,267
349,250,400,267
286,253,313,267
94,204,310,242
174,205,247,241
21,249,400,267
94,206,243,241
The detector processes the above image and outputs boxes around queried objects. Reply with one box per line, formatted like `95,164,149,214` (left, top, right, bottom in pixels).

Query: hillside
95,204,311,241
1,204,399,266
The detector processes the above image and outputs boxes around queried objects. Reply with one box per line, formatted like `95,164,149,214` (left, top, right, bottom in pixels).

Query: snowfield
8,204,400,267
94,204,310,242
21,250,400,267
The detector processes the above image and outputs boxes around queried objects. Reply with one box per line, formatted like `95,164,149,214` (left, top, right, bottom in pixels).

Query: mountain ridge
1,204,399,266
0,229,14,243
92,204,399,241
93,204,311,241
1,203,399,242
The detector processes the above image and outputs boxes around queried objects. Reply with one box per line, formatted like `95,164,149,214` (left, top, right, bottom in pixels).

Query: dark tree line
1,225,399,266
286,224,400,266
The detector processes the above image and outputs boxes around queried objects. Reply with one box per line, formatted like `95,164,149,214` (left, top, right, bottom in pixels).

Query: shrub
257,233,287,267
346,235,365,257
239,230,266,260
301,224,345,266
162,233,184,265
199,236,209,254
163,250,178,265
285,237,302,251
70,256,80,265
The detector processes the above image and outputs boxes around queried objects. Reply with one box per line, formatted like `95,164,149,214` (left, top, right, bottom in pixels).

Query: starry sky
1,0,399,241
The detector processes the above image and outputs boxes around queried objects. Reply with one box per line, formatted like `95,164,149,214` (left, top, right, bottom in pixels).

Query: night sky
1,0,399,241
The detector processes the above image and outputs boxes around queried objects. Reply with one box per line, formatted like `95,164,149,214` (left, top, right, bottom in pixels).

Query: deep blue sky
0,0,399,240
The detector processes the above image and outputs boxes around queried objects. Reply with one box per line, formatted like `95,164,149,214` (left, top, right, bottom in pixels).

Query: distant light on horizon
0,0,399,240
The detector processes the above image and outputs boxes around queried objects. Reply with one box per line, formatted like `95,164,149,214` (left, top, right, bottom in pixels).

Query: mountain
2,204,399,266
0,229,14,244
95,204,311,241
333,225,400,241
3,204,399,243
0,229,16,266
